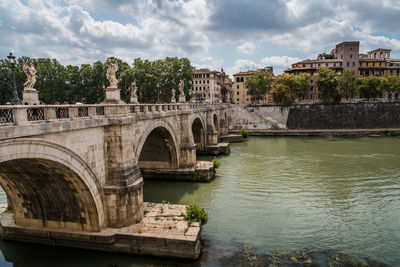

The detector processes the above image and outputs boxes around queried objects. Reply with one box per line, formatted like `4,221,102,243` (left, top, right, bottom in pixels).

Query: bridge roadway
0,102,232,259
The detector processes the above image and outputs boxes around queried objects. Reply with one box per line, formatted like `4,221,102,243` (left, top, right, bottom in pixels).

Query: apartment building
191,68,232,103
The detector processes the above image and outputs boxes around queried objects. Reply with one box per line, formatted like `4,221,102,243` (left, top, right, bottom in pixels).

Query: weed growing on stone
239,129,249,138
212,157,220,169
185,203,208,225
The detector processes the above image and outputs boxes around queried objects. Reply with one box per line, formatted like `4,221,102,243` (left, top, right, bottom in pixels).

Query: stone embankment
229,101,400,136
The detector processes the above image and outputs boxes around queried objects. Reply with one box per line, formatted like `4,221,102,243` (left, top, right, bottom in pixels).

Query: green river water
0,136,399,266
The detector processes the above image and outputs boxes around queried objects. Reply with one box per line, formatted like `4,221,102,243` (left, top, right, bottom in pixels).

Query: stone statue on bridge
178,80,186,103
22,63,40,105
171,87,176,103
106,59,118,89
23,63,37,89
130,81,139,103
103,59,122,103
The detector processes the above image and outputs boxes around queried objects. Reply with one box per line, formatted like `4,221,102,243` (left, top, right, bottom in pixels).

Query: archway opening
138,127,178,170
0,158,100,232
213,114,219,132
192,118,205,151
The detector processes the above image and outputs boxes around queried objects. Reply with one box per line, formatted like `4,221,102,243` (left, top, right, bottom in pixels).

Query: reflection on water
0,137,399,266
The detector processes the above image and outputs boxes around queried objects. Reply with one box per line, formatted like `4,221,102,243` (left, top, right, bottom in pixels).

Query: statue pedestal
171,98,176,104
178,95,186,103
130,96,138,104
104,87,123,104
22,88,40,105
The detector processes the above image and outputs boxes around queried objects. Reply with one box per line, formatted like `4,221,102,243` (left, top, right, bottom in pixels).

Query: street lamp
156,82,160,104
7,53,21,105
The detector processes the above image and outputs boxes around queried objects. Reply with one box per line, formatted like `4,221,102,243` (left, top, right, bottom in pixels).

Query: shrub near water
239,129,249,139
212,157,220,169
185,203,208,225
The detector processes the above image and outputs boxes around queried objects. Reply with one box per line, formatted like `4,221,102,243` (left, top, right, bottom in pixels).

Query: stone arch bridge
0,102,232,259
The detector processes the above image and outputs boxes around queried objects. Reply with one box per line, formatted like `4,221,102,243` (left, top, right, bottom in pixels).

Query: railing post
13,107,28,125
45,107,56,120
69,106,78,118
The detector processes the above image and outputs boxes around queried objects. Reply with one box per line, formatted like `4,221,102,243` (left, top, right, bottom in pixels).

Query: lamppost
156,82,161,104
7,53,21,105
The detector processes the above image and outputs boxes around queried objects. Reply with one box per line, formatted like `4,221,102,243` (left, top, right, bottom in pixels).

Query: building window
359,62,362,66
207,80,209,83
236,77,240,82
207,74,210,78
347,62,349,67
341,55,343,59
237,98,239,102
373,62,375,67
195,80,197,84
195,87,197,90
237,85,239,89
352,62,355,66
246,98,249,101
241,77,244,82
237,91,239,95
350,54,352,59
390,70,393,75
318,63,321,67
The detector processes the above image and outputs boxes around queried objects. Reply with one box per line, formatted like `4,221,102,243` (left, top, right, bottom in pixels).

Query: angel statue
106,59,118,88
23,63,37,89
178,80,185,96
130,81,137,98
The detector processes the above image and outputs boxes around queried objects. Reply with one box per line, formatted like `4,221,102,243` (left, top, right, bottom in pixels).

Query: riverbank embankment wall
229,102,400,131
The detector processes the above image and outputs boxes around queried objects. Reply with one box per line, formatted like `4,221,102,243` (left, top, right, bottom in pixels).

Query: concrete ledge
141,161,215,182
0,202,201,259
219,134,244,143
231,128,400,136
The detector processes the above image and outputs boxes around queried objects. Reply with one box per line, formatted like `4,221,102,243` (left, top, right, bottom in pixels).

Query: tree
294,73,309,100
357,76,382,100
244,71,273,103
315,67,340,104
272,74,297,106
338,69,357,101
132,57,194,103
380,76,400,99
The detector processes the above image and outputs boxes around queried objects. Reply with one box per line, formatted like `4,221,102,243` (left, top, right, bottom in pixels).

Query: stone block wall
287,102,400,129
228,104,289,130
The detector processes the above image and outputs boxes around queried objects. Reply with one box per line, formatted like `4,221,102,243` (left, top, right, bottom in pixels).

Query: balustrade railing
0,102,216,126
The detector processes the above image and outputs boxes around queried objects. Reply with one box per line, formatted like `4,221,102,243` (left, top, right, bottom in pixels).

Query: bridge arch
136,121,179,169
0,139,105,232
191,115,206,151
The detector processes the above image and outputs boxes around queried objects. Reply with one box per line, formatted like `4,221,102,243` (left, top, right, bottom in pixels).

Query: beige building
233,67,274,104
191,68,232,103
285,41,400,101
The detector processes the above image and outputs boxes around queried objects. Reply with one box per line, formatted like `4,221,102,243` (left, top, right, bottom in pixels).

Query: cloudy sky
1,0,400,76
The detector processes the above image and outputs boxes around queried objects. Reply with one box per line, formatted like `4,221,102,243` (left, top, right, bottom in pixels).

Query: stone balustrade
0,103,212,126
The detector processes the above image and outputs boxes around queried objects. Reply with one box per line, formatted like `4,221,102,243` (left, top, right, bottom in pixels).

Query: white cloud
237,42,256,55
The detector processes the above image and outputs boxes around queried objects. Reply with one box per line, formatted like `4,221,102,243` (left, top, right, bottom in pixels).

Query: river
0,136,399,266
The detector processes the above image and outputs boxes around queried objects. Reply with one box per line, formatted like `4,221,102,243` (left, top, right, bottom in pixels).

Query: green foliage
272,74,297,106
239,129,249,138
244,71,273,102
338,70,357,101
212,157,220,169
357,76,382,99
0,55,193,104
185,203,208,225
380,76,400,95
315,67,341,105
380,130,400,137
294,73,310,100
132,57,194,103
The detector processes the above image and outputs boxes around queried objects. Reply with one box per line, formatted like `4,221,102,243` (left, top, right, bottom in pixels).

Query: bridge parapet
0,103,214,127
